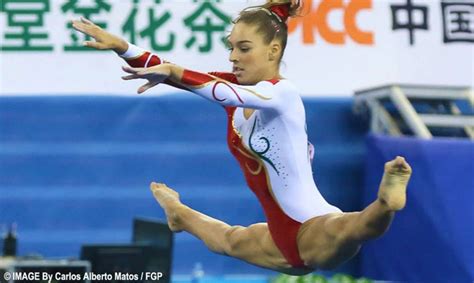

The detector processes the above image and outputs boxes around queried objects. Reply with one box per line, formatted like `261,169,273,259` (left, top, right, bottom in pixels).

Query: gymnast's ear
268,41,282,62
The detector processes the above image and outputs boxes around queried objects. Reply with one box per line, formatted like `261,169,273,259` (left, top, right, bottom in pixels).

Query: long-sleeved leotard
121,44,342,268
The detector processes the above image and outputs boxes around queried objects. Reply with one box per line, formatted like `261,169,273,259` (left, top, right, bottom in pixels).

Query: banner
0,0,473,96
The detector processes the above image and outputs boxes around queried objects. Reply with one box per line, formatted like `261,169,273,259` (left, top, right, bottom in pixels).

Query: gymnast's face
228,22,280,85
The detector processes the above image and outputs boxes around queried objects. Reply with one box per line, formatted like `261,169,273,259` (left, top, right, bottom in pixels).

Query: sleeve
119,43,188,90
119,44,286,111
179,69,286,111
119,43,241,90
119,42,162,68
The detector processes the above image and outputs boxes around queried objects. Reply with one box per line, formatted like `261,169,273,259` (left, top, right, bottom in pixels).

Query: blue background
1,95,473,282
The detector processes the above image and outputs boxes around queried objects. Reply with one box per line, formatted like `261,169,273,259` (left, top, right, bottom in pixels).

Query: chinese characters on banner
390,0,429,45
121,0,231,52
0,0,53,51
0,0,472,96
61,0,112,51
441,0,474,43
0,0,232,53
2,0,472,52
389,0,473,45
122,0,176,51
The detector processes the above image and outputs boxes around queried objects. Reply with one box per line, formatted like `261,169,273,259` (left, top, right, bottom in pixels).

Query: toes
384,156,412,174
385,157,403,169
384,160,396,171
395,155,405,162
395,156,412,172
395,157,404,169
150,182,164,191
401,161,412,174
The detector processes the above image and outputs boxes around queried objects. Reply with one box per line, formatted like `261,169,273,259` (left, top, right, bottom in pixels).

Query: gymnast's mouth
233,67,244,75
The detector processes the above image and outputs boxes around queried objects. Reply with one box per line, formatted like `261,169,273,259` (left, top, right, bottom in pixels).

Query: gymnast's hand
121,65,171,94
71,17,128,54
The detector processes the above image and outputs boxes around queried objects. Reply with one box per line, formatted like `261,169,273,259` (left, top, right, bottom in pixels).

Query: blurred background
0,0,473,282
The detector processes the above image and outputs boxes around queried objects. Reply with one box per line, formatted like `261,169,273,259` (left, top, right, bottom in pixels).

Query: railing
354,84,474,139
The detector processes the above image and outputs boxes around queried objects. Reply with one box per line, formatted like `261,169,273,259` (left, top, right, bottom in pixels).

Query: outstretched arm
72,17,267,108
71,17,128,54
71,17,237,89
122,64,285,111
71,17,166,69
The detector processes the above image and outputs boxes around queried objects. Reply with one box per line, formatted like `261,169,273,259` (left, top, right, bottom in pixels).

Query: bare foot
377,156,412,211
150,182,184,232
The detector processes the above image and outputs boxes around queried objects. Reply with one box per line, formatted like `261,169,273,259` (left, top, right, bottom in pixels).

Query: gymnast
72,0,412,275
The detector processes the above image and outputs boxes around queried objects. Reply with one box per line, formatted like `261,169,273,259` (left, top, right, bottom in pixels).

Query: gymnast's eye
225,41,233,50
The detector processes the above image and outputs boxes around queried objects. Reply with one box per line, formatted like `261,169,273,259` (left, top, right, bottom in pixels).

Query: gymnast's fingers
80,16,95,25
122,66,143,74
121,74,139,81
137,81,159,94
83,41,106,49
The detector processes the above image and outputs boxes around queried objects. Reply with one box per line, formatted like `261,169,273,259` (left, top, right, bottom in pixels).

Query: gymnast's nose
229,49,238,63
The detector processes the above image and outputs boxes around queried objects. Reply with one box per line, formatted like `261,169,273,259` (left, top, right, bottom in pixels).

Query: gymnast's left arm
122,63,285,111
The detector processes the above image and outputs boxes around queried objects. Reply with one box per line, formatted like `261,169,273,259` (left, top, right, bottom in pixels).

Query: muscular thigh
297,213,361,269
226,223,309,275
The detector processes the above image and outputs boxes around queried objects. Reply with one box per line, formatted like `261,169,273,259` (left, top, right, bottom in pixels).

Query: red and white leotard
121,44,342,268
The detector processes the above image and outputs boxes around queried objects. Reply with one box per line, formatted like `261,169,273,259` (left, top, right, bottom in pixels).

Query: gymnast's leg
150,183,308,275
341,156,412,241
297,156,412,269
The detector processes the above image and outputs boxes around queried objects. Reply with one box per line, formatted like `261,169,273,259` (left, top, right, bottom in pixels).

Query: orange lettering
345,0,374,44
288,0,318,44
316,0,345,44
288,0,374,45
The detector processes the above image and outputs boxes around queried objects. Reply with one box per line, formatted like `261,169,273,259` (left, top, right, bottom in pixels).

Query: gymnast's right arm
71,17,233,88
71,17,167,68
71,17,129,55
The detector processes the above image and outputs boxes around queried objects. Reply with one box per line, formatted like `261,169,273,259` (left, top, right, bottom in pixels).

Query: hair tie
269,4,290,23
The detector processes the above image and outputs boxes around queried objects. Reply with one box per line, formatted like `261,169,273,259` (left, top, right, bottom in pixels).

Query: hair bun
269,4,290,22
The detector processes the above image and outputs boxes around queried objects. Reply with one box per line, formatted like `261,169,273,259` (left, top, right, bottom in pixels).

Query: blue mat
361,134,474,282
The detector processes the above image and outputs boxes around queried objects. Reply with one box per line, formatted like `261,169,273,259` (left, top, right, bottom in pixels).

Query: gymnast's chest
232,108,250,136
231,108,277,149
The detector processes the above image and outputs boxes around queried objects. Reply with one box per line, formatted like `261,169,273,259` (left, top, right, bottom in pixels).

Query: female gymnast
72,0,412,275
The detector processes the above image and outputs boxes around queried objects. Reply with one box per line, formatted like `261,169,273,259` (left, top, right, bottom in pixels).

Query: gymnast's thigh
296,213,361,269
225,222,296,272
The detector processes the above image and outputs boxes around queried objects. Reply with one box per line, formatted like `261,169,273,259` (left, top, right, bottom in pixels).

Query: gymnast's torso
220,78,341,267
223,79,342,224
